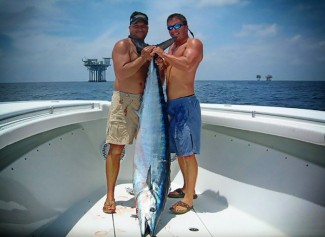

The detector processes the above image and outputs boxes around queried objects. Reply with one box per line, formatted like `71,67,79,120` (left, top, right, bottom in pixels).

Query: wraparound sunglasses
167,23,184,31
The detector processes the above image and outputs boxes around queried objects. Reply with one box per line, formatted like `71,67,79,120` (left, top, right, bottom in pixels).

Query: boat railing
0,102,104,129
200,103,325,125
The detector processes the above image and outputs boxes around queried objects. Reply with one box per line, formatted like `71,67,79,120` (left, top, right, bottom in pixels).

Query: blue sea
0,81,325,111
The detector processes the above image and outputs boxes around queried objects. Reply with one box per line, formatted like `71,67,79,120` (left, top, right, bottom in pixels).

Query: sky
0,0,324,82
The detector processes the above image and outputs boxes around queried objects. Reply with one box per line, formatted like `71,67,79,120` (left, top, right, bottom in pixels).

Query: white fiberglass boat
0,100,324,236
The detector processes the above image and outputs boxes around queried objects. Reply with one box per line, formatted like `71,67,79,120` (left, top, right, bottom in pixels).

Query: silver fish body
133,60,170,236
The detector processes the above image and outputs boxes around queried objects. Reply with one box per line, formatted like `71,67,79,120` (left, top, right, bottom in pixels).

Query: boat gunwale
200,103,325,124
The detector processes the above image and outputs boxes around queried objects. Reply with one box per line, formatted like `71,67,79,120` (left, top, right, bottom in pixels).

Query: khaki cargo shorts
106,91,142,145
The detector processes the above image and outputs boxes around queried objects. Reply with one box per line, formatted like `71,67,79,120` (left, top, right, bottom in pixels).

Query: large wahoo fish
133,38,175,236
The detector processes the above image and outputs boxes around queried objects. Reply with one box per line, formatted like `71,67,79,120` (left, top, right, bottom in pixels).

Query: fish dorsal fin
129,36,176,55
155,37,176,50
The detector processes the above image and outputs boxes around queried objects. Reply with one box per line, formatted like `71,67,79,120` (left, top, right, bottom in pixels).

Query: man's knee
108,144,124,157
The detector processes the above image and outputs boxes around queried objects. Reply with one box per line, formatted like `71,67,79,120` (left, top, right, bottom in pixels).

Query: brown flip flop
169,201,193,215
168,188,198,199
103,200,116,214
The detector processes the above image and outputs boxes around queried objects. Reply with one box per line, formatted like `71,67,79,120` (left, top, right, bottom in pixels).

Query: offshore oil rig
256,74,273,81
82,57,111,82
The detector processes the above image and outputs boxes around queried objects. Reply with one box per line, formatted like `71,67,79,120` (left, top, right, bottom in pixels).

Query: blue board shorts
167,95,201,157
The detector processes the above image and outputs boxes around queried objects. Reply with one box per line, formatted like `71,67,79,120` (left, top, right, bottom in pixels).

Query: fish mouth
143,218,152,237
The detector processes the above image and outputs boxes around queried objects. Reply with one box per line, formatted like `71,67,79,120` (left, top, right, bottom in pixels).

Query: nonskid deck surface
67,183,286,237
67,183,211,237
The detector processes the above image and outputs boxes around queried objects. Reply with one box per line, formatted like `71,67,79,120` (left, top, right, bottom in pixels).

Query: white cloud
289,34,302,42
235,24,278,37
0,27,119,82
0,0,58,13
1,0,324,82
197,0,248,7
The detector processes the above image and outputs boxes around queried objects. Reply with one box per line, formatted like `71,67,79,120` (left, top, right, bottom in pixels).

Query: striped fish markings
133,38,175,236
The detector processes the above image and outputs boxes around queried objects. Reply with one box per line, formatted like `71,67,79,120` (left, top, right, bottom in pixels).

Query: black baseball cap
130,11,148,25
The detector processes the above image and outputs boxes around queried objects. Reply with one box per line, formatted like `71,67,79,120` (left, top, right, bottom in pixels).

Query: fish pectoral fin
146,166,152,189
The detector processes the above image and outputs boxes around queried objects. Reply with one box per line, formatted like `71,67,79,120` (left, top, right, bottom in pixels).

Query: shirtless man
153,13,203,214
103,11,154,214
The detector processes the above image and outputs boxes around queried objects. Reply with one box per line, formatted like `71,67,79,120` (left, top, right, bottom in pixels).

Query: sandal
168,188,198,199
169,201,193,215
103,200,116,214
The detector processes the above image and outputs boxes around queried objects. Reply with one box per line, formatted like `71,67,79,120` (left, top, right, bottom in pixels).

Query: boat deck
1,101,324,236
67,183,286,237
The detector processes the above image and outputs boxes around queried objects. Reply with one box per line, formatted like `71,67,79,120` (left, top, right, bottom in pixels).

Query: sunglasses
167,23,184,31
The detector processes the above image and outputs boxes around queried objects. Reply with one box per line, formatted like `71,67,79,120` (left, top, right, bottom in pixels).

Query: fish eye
150,207,156,212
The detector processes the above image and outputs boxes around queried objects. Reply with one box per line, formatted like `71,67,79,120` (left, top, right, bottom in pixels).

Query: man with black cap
103,11,155,214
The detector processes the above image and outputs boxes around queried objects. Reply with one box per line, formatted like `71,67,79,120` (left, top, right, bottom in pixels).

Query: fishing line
111,214,117,237
193,207,213,237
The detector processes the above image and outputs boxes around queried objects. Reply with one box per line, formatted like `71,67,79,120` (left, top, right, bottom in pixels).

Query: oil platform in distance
82,57,111,82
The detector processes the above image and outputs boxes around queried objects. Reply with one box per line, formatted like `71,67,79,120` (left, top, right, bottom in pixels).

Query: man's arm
153,39,203,71
113,40,154,79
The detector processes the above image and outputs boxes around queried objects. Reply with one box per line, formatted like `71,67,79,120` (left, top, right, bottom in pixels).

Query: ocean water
0,81,324,111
